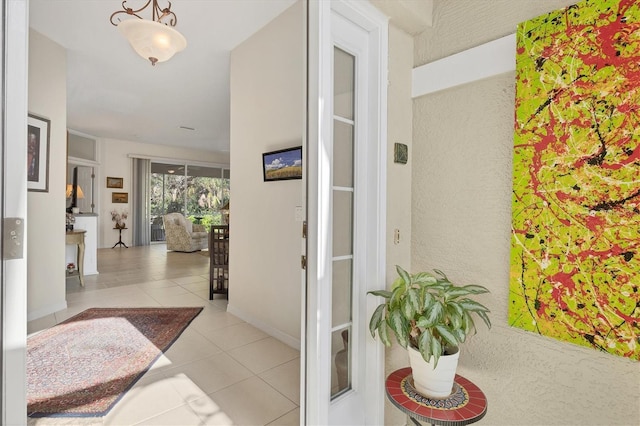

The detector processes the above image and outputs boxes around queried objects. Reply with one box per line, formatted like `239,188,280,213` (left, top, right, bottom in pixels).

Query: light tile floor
27,244,300,426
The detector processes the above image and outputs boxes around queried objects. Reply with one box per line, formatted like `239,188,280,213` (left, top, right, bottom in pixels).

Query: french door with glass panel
304,1,387,424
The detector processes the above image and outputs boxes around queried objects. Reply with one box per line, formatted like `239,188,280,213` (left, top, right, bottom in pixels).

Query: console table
386,367,487,426
65,214,98,276
65,229,86,286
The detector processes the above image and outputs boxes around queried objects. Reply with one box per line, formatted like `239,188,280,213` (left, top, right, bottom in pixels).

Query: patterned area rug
27,307,203,418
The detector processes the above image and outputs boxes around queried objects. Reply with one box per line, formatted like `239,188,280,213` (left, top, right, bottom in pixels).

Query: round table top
385,367,487,426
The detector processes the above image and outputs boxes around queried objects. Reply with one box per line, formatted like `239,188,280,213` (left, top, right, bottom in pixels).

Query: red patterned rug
27,307,203,418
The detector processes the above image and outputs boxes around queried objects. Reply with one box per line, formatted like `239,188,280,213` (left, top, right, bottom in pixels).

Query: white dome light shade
118,19,187,66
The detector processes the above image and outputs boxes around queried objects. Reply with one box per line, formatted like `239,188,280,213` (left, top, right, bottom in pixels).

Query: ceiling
29,0,297,153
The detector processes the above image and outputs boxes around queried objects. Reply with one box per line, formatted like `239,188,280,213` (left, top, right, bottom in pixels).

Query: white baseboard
227,303,301,351
27,300,67,322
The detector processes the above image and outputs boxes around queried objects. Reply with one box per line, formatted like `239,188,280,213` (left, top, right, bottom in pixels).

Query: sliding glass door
150,162,230,242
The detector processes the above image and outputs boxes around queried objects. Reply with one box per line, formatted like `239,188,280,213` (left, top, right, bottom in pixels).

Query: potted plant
368,265,491,397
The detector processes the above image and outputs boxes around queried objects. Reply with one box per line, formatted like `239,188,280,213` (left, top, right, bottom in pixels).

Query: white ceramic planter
407,345,460,398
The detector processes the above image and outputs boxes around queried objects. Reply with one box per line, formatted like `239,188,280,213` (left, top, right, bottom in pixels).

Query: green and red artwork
510,0,640,359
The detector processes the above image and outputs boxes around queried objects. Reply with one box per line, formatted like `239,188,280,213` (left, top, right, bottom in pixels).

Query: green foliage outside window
150,171,229,238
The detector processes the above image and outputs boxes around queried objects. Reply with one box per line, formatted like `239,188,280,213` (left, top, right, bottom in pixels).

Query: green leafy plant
368,265,491,367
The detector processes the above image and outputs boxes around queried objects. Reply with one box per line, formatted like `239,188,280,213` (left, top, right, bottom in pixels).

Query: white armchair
163,213,208,252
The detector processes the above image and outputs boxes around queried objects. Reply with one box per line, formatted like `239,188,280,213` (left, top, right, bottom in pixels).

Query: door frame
304,0,388,423
2,0,30,423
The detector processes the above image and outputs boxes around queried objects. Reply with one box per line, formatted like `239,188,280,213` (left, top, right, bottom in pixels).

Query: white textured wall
228,1,303,346
415,0,579,66
98,138,228,248
27,30,67,320
408,1,640,425
386,24,414,286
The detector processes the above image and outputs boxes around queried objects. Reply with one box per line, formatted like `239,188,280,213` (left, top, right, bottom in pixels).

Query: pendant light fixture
110,0,187,66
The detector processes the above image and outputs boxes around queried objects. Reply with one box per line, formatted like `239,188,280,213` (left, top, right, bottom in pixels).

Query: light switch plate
3,217,25,260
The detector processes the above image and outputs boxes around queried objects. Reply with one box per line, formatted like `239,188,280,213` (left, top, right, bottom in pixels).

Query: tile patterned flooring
27,244,300,426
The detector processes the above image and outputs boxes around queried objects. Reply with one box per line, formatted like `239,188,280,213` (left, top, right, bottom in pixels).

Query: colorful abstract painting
510,0,640,359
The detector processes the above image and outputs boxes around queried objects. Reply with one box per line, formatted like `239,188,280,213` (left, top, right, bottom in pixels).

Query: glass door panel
185,165,230,226
334,48,354,120
332,259,353,326
333,119,354,187
330,46,356,400
331,327,351,397
150,162,230,241
332,190,353,257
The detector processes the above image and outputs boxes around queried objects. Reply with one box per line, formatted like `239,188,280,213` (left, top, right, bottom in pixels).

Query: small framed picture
262,146,303,182
27,113,51,192
106,177,123,188
112,192,128,203
394,143,408,164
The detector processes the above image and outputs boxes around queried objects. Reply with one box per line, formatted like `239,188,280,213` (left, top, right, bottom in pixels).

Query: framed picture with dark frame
27,113,51,192
106,177,123,188
112,192,128,203
262,146,303,182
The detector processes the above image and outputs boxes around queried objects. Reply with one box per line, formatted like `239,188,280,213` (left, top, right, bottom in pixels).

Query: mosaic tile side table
385,367,487,426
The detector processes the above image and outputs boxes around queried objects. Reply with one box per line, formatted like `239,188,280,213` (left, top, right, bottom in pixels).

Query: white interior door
2,0,29,424
304,1,388,424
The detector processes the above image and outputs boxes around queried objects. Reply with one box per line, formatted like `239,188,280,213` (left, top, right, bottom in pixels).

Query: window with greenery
150,162,230,242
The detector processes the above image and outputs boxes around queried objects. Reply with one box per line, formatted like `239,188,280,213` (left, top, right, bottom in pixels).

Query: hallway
27,244,300,425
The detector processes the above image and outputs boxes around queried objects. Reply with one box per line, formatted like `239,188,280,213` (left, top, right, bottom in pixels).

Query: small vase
407,345,459,398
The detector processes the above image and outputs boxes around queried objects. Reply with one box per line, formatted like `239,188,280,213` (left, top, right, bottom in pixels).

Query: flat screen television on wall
262,146,303,182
